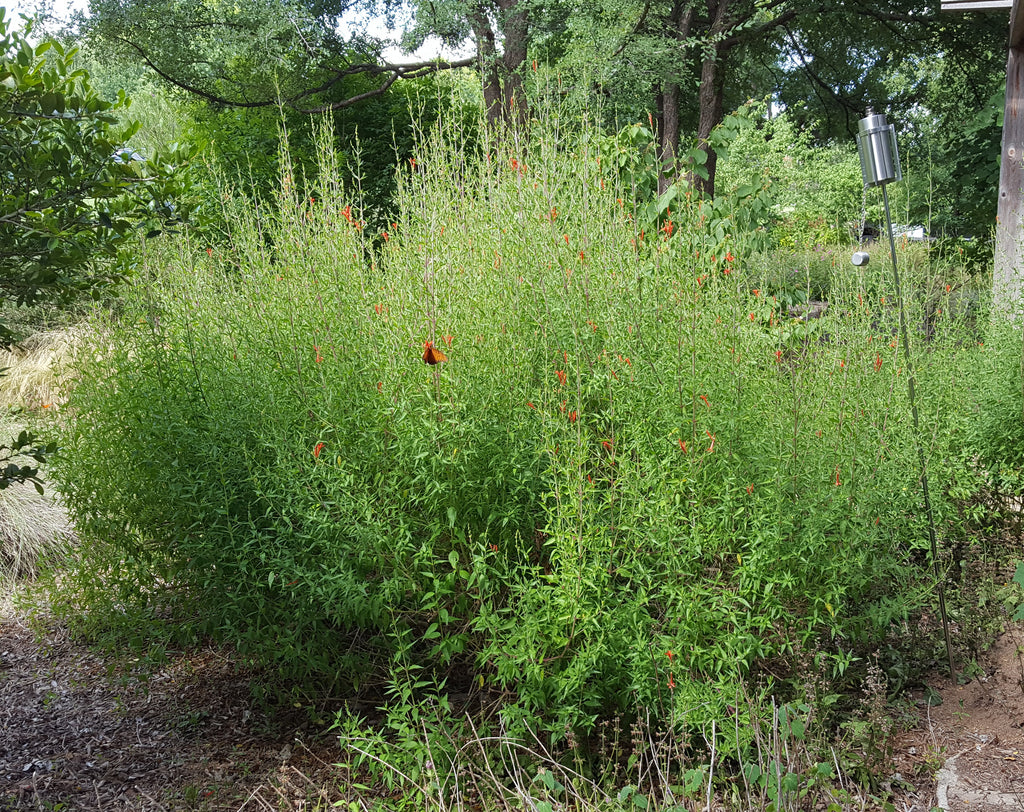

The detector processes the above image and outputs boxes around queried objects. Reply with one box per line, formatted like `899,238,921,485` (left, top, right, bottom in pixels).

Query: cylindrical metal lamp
853,106,955,678
856,108,902,188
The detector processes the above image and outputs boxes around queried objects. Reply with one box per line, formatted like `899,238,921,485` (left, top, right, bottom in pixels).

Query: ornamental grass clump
54,112,991,741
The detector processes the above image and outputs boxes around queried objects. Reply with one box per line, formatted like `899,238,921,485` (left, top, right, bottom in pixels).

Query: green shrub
54,113,995,742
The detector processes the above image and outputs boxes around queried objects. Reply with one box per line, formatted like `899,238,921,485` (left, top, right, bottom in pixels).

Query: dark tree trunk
689,0,729,197
471,0,529,132
658,1,693,194
694,47,726,197
499,0,530,129
470,3,503,129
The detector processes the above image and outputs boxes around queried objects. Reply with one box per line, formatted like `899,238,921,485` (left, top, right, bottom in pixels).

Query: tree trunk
471,0,529,132
694,48,726,197
499,0,529,129
690,0,729,197
470,3,503,129
658,1,693,194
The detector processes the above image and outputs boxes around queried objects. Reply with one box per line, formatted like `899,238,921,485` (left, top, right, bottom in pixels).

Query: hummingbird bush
53,110,995,744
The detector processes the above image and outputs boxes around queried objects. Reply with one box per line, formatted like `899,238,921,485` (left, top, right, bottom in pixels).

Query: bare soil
892,623,1024,811
3,591,1024,811
0,606,350,811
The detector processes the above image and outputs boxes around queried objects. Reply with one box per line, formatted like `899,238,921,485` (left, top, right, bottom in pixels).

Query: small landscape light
854,105,955,679
851,251,870,267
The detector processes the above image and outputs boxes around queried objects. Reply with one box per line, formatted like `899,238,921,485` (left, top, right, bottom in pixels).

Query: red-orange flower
313,442,325,459
668,675,676,690
442,334,454,347
666,649,674,660
568,410,577,422
556,369,567,386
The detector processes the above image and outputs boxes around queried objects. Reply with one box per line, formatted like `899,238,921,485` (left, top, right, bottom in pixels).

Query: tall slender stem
882,183,956,679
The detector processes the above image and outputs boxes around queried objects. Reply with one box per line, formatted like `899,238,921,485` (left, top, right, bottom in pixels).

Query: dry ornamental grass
0,329,79,584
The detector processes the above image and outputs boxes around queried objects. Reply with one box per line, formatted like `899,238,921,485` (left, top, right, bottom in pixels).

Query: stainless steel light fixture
856,108,902,188
855,107,956,678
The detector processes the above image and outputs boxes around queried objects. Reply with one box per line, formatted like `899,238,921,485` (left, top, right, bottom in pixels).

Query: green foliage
1012,563,1024,622
0,10,196,491
963,317,1024,491
54,112,996,745
182,73,480,238
0,11,194,344
716,107,862,249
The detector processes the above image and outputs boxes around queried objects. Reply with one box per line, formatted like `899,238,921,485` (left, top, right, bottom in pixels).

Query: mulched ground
0,608,350,811
895,623,1024,811
4,588,1024,812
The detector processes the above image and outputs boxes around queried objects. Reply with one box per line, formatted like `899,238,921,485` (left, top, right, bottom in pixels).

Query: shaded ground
893,624,1024,811
0,607,350,811
3,591,1024,811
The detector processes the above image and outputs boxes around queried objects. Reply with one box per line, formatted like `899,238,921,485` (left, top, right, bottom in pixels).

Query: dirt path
893,624,1024,811
3,593,1024,811
0,607,347,811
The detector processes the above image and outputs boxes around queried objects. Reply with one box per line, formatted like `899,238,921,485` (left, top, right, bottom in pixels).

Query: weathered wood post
996,7,1024,305
942,0,1024,307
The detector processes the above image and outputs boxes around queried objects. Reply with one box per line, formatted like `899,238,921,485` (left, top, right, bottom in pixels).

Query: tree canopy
1,9,193,343
1,8,191,488
74,0,1009,205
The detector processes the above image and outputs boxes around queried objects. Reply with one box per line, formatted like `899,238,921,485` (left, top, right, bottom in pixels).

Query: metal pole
881,184,957,679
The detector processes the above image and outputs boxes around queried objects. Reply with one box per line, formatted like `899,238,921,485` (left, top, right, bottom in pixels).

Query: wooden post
942,0,1024,305
995,9,1024,306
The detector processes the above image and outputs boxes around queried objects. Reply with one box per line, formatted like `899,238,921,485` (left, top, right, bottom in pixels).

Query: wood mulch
0,604,353,811
4,584,1024,811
